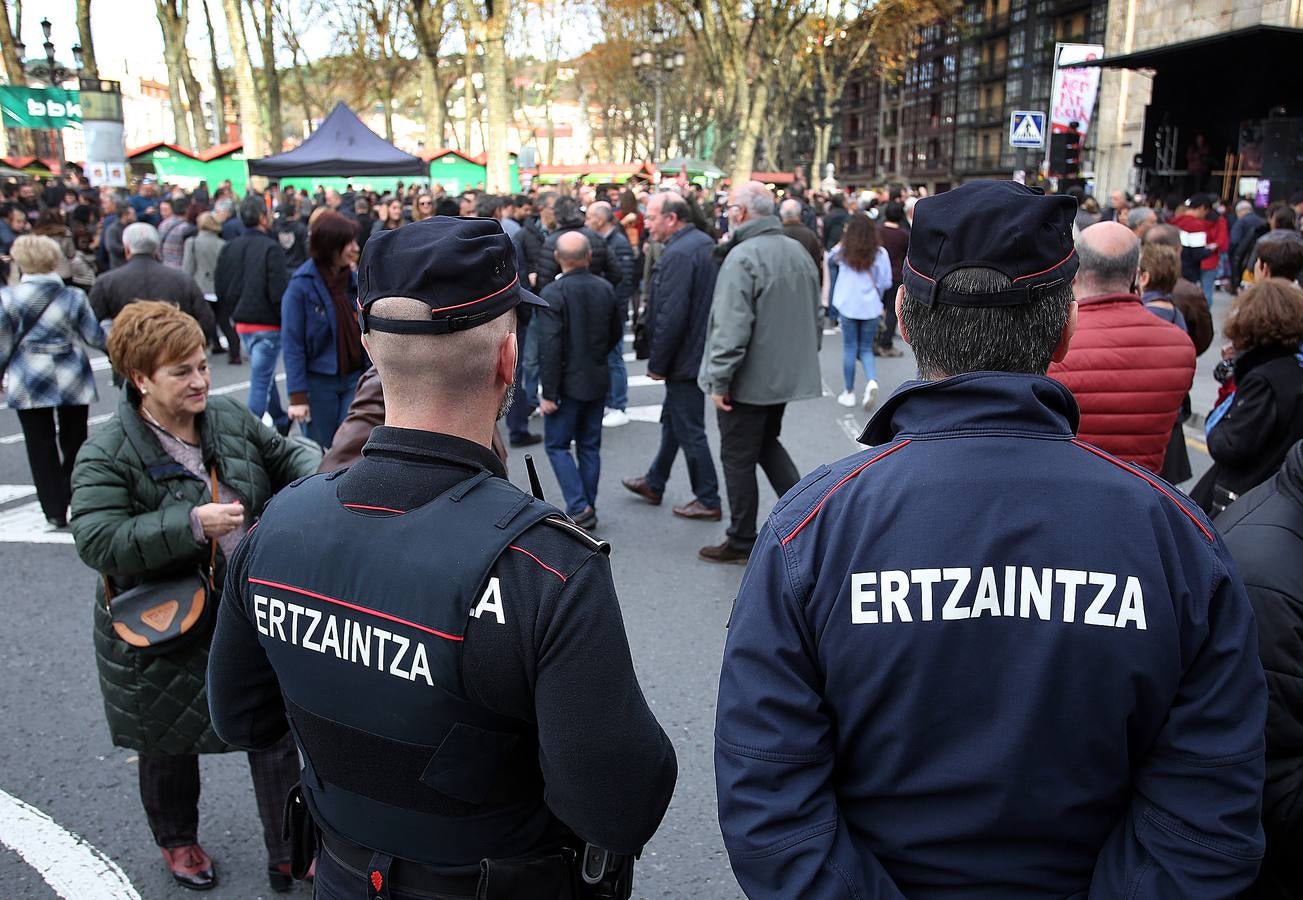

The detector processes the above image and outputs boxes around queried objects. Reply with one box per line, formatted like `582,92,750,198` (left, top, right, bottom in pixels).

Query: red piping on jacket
508,545,568,582
781,441,912,546
342,503,405,515
247,577,464,641
1070,439,1213,542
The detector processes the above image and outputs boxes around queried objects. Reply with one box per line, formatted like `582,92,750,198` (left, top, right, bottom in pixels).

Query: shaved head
363,297,516,423
1076,221,1141,296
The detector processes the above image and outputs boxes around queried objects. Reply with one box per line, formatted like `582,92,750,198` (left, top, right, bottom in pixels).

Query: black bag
104,467,219,656
632,301,651,360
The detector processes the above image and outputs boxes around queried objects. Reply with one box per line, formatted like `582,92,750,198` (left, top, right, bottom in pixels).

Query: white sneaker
602,408,630,428
836,390,856,407
862,380,879,410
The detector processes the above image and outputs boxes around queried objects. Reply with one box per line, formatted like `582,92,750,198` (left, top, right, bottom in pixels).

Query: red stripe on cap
1069,440,1213,542
781,441,912,546
1012,249,1076,282
432,274,520,313
904,258,935,283
247,577,464,641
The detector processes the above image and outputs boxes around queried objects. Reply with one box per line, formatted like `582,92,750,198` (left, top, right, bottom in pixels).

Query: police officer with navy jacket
715,181,1267,899
207,217,677,899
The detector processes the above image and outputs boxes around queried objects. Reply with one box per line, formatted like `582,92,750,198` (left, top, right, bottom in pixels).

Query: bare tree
459,0,512,191
75,0,99,79
667,0,816,184
244,0,284,150
327,0,412,143
408,0,456,152
221,0,266,155
0,0,34,155
155,0,196,147
200,0,228,141
278,0,323,128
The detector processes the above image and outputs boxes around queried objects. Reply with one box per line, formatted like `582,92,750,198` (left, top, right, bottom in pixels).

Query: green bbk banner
0,86,81,129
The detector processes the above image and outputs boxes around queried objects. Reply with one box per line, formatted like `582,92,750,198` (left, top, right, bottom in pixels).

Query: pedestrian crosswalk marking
1009,110,1046,148
0,487,75,544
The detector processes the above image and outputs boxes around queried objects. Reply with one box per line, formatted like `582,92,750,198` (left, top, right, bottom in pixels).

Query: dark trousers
211,295,240,357
646,380,720,508
138,732,297,863
876,281,901,348
17,405,88,522
717,401,800,551
543,396,604,516
314,846,476,900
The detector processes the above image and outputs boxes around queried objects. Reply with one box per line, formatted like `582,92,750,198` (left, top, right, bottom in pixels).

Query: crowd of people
2,164,1303,895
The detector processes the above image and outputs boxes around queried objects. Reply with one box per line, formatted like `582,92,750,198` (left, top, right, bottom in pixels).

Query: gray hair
900,268,1074,379
1126,207,1156,231
1235,200,1253,215
122,222,161,257
778,198,803,223
734,182,775,217
1077,230,1141,293
215,198,234,217
587,200,613,225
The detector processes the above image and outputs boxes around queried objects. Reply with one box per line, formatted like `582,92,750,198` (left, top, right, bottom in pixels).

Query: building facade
836,0,1107,192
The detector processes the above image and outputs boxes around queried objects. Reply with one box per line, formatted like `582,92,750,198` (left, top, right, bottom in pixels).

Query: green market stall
197,142,249,195
424,150,521,193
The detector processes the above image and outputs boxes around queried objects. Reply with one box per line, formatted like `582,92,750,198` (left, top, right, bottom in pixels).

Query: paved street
0,304,1220,899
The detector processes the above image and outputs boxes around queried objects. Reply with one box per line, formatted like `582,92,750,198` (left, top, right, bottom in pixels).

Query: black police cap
903,181,1079,308
357,216,547,335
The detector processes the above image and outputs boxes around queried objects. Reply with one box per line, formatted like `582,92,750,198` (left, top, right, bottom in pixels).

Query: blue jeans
240,331,288,430
606,337,628,412
543,397,605,516
842,316,879,392
523,321,540,410
505,313,534,441
1199,268,1217,309
646,380,720,508
305,369,361,448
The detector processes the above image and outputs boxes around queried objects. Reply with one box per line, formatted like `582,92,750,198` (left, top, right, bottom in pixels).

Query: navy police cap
903,181,1079,308
357,216,547,335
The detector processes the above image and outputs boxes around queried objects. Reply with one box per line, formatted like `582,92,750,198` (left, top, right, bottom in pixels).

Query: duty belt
322,833,481,899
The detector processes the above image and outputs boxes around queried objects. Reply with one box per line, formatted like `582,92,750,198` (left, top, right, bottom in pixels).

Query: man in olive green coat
698,180,822,565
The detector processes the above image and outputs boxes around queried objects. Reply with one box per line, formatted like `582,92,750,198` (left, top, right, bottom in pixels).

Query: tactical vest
244,468,564,867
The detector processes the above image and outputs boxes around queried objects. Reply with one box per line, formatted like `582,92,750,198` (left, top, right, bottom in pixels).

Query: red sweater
1049,292,1196,473
1171,213,1229,271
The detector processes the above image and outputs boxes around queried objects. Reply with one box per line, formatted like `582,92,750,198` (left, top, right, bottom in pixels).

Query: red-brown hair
1224,278,1303,350
839,212,882,273
309,210,358,268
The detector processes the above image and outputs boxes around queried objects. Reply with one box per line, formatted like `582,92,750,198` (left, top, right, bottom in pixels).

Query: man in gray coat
698,181,822,564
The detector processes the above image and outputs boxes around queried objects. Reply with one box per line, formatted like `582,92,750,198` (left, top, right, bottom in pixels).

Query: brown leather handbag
104,467,220,656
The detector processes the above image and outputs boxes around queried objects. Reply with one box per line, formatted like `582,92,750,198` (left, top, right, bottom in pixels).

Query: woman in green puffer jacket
70,301,320,893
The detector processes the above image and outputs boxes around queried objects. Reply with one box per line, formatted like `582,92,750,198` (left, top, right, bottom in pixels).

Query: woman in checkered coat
0,234,105,528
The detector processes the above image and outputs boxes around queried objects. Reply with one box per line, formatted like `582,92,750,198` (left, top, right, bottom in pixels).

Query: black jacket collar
860,372,1080,446
362,426,507,479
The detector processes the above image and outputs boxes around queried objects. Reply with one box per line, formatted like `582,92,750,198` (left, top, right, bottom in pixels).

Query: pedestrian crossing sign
1009,111,1047,148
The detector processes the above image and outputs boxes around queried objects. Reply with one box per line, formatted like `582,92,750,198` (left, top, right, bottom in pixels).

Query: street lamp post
631,27,685,162
18,18,84,174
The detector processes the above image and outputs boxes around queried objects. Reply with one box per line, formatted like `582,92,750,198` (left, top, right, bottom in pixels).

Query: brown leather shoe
698,541,751,564
161,844,216,891
673,499,722,521
621,475,663,505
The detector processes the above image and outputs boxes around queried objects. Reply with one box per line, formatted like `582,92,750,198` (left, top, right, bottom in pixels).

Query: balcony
976,106,1003,127
976,58,1008,80
980,11,1011,33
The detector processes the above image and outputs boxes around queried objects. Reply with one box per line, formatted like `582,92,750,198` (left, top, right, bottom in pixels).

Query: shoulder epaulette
541,515,611,556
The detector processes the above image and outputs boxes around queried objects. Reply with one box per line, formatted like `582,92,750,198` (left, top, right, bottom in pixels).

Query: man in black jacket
585,200,637,427
1217,439,1303,900
621,191,722,521
538,232,623,529
89,221,215,339
215,194,290,434
534,196,615,292
272,199,308,272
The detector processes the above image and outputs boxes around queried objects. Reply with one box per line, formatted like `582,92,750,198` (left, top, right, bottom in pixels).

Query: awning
248,102,427,178
1065,25,1303,70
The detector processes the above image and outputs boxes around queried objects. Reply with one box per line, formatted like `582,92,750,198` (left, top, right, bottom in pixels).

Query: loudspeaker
1261,118,1303,180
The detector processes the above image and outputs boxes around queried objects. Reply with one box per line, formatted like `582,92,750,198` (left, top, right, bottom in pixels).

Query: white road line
838,414,862,447
0,502,75,543
0,787,141,899
627,375,660,388
0,484,37,504
0,376,284,446
626,404,663,423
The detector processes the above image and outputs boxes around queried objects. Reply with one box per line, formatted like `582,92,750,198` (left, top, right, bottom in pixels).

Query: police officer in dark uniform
207,217,677,899
714,182,1267,899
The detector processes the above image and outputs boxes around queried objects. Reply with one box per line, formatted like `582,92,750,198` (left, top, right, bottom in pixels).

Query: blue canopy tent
247,102,428,179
